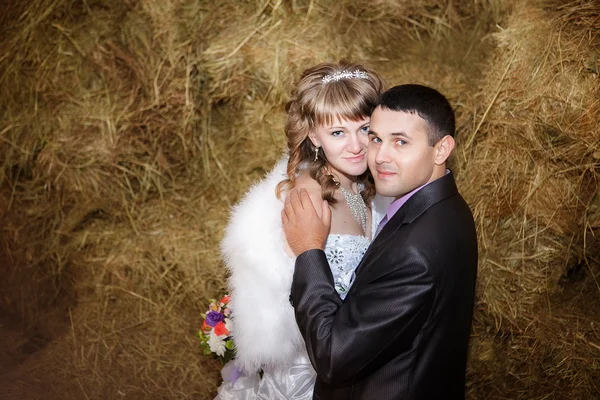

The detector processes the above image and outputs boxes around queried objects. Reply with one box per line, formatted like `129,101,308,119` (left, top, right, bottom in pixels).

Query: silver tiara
321,70,369,84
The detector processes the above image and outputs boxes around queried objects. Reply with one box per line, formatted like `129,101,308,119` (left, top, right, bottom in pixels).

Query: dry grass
457,0,600,329
0,0,598,399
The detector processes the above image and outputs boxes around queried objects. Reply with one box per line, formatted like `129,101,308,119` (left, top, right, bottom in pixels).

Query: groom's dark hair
376,84,455,145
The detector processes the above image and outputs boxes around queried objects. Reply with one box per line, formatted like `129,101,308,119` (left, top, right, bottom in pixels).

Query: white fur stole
220,157,306,374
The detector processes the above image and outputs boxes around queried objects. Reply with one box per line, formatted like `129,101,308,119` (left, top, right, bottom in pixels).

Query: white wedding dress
215,234,371,400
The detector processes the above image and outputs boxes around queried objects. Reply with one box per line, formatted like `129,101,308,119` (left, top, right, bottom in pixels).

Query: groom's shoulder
395,193,474,243
428,188,473,219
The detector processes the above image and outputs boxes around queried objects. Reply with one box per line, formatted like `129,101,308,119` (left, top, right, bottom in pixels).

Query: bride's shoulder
287,172,324,210
282,173,325,223
291,172,322,196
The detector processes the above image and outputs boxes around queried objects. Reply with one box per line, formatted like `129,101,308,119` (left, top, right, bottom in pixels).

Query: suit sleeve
290,246,436,385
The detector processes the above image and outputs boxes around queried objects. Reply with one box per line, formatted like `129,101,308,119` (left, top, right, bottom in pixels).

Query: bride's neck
329,170,360,194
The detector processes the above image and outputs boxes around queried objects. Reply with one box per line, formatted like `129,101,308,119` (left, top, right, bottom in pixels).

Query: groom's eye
371,137,382,144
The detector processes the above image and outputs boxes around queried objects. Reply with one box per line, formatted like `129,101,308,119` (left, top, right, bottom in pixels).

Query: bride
215,61,390,399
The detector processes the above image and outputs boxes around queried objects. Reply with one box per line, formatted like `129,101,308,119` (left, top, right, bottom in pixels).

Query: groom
282,84,478,399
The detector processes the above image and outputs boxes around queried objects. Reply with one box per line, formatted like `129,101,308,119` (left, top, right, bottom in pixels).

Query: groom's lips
376,169,396,179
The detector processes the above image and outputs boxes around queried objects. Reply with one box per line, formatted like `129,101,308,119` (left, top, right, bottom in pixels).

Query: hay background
0,0,598,399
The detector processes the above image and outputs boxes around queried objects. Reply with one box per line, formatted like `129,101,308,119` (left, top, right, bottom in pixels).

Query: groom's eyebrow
368,130,411,139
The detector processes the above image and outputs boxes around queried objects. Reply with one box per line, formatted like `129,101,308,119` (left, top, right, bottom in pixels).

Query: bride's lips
344,154,365,163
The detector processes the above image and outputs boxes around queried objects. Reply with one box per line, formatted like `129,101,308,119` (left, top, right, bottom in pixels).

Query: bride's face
309,116,370,179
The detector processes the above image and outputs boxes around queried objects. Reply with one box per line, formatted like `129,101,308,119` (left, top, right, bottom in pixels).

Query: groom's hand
282,189,331,256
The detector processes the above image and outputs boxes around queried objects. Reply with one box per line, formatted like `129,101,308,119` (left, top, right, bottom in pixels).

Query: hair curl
276,61,384,204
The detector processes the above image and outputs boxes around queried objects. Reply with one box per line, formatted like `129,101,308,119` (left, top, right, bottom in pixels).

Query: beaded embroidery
324,234,370,299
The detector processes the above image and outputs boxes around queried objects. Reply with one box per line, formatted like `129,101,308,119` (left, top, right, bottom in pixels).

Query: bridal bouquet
198,294,235,362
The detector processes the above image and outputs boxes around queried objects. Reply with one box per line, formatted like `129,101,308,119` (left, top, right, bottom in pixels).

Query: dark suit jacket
291,172,478,400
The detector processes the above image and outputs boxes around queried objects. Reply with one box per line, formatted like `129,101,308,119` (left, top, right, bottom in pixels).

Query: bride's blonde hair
276,61,384,203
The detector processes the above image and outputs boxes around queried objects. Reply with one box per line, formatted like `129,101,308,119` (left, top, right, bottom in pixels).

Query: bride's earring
325,167,340,187
314,145,320,161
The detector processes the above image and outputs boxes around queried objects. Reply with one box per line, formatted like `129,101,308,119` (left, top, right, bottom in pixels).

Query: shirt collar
385,169,451,220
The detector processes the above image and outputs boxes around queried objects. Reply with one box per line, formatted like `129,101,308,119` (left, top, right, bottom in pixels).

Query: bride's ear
434,135,455,165
308,132,320,147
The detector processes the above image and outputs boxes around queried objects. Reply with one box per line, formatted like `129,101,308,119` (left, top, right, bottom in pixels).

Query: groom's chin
375,186,398,198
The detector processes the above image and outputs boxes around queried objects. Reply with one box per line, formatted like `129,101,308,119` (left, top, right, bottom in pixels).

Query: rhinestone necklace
339,183,368,234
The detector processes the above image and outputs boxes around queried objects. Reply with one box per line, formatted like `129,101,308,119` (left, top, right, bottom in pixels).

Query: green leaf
223,349,235,363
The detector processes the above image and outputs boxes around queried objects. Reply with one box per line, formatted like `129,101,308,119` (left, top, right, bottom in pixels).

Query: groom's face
367,107,437,199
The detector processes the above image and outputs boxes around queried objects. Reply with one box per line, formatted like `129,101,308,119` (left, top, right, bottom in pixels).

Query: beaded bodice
324,234,371,299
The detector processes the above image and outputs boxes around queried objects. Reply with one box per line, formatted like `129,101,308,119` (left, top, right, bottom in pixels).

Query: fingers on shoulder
292,180,325,217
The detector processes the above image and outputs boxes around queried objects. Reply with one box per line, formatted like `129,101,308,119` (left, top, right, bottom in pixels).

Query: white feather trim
221,157,306,374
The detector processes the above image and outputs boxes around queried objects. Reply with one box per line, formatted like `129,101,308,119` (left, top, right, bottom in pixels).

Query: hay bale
0,175,232,398
0,0,214,397
200,3,348,105
458,1,600,329
199,0,494,106
468,274,600,399
458,3,600,397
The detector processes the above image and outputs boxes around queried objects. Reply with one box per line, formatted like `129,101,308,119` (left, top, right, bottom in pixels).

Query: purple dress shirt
375,170,450,236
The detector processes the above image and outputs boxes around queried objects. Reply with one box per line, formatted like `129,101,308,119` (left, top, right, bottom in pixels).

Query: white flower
208,331,226,357
225,317,233,333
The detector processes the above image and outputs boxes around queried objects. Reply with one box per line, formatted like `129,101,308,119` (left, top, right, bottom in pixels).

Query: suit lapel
354,172,459,277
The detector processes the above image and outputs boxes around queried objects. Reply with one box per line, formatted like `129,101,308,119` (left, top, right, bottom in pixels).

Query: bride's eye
331,130,344,137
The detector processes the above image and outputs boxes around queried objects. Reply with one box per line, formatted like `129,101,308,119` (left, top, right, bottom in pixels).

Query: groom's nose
374,144,391,164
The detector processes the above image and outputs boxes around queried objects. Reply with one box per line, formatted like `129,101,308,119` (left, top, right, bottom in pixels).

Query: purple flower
205,311,225,327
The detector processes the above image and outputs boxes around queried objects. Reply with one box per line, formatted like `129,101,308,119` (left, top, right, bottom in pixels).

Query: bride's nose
346,134,362,154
